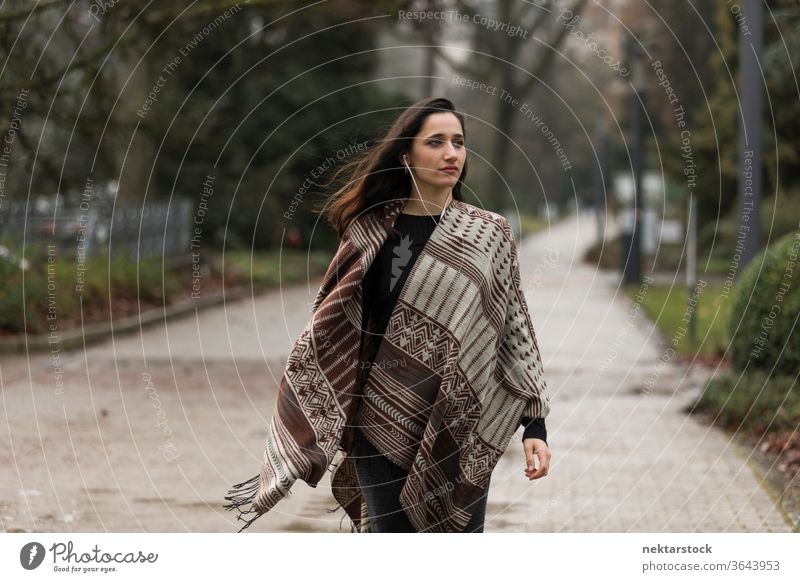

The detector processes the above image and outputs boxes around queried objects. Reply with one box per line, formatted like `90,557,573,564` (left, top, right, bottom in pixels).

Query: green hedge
728,230,800,374
0,244,334,335
699,193,800,264
0,245,182,335
693,370,799,435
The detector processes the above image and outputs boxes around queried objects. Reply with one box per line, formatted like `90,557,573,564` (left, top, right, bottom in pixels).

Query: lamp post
622,38,646,285
594,116,608,247
737,0,763,273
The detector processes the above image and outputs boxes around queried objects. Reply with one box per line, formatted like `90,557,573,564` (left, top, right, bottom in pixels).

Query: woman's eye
428,139,464,147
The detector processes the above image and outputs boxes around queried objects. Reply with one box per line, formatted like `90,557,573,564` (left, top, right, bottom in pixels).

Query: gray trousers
352,428,489,533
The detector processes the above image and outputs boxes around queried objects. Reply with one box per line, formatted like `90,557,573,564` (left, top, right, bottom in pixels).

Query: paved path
0,210,792,532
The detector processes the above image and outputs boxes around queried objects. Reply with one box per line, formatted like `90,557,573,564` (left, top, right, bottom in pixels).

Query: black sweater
359,211,547,444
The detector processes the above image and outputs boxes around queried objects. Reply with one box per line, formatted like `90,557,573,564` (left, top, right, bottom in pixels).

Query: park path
0,210,792,532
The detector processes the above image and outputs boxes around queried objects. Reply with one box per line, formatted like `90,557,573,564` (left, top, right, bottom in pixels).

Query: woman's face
403,112,466,190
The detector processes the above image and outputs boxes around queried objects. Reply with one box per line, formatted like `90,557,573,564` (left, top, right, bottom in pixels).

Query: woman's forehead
418,112,463,137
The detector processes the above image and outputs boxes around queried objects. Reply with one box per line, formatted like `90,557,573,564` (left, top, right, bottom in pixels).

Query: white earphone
400,153,453,221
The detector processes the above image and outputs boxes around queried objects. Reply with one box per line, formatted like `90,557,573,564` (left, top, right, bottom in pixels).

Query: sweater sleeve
520,416,547,443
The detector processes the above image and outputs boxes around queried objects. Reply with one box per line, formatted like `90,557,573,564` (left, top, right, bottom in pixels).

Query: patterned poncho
224,197,550,533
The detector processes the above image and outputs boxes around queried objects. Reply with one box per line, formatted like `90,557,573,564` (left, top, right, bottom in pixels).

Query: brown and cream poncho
224,197,550,533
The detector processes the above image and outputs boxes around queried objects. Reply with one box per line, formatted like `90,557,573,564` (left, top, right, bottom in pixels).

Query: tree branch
519,0,587,96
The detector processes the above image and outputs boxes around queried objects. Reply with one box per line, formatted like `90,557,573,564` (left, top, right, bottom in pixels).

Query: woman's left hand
522,438,550,480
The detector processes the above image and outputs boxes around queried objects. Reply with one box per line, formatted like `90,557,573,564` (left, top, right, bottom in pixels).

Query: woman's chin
422,175,460,188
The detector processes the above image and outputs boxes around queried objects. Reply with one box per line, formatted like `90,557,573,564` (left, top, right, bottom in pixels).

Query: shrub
0,244,185,335
698,192,800,265
728,230,800,374
693,370,799,435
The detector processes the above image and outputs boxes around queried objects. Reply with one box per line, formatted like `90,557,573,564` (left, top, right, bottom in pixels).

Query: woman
225,97,551,533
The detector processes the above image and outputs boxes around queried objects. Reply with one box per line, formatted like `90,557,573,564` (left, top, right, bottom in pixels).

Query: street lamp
622,38,647,285
737,0,763,272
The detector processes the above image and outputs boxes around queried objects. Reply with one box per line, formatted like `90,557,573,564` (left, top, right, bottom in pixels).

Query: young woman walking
225,97,551,533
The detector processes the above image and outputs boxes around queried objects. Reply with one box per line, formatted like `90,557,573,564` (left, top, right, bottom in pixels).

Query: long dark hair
321,97,467,238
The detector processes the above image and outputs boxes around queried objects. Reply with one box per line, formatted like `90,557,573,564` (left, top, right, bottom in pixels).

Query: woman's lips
440,167,459,174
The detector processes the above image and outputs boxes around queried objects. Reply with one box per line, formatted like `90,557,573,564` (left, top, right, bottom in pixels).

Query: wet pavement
0,210,793,532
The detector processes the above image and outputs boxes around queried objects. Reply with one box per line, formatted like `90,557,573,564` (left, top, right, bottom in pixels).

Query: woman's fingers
523,439,551,480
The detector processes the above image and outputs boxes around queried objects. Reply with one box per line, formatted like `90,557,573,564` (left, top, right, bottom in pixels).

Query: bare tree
427,0,588,208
